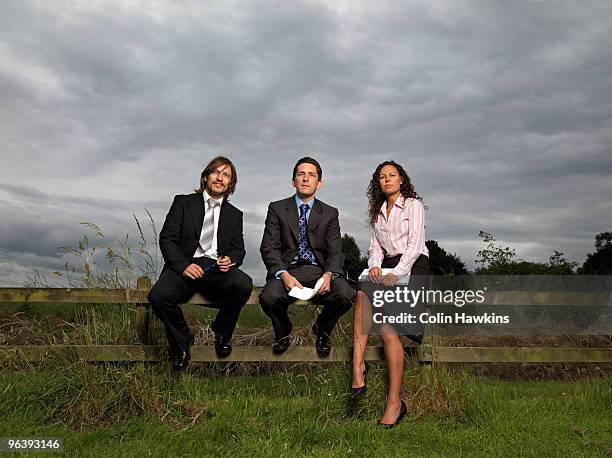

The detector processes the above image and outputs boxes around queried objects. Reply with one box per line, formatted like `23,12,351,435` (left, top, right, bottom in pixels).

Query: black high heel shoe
350,363,368,399
378,400,407,429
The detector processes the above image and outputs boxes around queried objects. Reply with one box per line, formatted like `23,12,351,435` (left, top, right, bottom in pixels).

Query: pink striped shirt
367,196,428,277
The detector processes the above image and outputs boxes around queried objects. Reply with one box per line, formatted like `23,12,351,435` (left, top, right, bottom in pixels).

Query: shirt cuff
390,267,408,277
275,269,288,279
390,253,418,277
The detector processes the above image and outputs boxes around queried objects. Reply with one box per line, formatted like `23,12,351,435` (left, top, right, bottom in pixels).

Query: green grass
1,303,611,456
1,361,610,457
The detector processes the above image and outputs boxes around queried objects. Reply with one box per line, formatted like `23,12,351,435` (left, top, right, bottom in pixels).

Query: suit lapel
188,194,205,238
284,197,299,242
307,199,323,239
217,201,231,251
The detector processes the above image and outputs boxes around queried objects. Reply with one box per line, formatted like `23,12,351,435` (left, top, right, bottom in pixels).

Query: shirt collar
295,194,315,209
203,190,224,207
379,195,405,215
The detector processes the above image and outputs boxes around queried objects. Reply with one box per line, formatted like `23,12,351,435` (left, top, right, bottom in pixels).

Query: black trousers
148,257,253,354
259,264,356,339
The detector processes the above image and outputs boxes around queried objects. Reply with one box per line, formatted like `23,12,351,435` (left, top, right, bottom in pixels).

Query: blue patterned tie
298,204,317,264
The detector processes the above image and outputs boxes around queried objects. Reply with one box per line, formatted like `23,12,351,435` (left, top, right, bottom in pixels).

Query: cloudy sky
1,0,611,286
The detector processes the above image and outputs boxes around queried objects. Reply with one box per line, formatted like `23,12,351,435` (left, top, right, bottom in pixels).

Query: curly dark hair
367,161,422,226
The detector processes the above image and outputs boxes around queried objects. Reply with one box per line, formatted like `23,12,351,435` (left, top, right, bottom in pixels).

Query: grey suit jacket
260,196,345,280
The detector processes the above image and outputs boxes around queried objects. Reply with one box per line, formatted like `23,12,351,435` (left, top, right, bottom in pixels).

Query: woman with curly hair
351,160,429,428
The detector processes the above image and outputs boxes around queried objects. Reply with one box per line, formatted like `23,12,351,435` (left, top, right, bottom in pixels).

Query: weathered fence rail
1,277,611,363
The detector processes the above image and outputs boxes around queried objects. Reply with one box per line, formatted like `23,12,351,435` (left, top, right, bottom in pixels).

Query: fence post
135,276,152,345
420,274,435,371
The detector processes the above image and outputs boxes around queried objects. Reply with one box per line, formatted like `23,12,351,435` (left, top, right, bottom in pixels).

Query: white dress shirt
367,196,429,277
193,190,224,259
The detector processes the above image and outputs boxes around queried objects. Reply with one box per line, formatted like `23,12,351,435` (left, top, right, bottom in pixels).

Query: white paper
288,276,326,300
358,269,410,284
358,268,395,278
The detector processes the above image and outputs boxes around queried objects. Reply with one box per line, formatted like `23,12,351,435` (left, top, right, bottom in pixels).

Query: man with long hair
259,157,355,357
148,156,252,369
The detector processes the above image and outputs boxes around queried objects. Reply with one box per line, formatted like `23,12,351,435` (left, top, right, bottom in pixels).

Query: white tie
199,199,219,252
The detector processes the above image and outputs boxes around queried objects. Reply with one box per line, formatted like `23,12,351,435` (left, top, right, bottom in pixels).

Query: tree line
341,231,612,280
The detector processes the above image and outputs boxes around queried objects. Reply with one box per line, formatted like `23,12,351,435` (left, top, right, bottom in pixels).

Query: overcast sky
1,0,611,286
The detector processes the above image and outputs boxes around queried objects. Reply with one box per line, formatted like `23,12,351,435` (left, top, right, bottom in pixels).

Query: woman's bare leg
352,291,372,387
380,324,404,423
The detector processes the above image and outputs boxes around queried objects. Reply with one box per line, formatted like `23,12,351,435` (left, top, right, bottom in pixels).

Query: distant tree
341,234,368,281
475,230,576,275
595,232,612,250
545,250,578,275
475,231,517,274
425,240,467,275
578,231,612,274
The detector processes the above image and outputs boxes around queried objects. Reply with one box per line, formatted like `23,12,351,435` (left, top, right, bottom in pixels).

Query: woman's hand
382,273,399,286
368,267,383,283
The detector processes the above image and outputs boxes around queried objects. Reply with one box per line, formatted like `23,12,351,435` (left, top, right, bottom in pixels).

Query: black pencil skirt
363,254,430,341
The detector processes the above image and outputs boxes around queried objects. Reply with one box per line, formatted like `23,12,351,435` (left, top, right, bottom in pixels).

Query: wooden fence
1,276,611,363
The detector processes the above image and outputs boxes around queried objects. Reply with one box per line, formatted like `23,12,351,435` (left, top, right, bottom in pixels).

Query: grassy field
1,304,611,456
1,359,610,457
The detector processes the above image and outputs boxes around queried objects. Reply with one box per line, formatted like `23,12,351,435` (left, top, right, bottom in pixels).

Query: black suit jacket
159,193,246,276
260,196,345,280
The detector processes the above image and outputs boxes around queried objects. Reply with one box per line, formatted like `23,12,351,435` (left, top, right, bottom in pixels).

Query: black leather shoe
172,334,194,371
378,400,407,429
272,322,292,355
350,364,368,399
407,334,423,345
312,323,331,357
272,335,290,354
214,333,232,358
210,321,232,358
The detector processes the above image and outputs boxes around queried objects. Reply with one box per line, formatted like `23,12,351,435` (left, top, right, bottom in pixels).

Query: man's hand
318,272,332,295
280,272,304,291
217,256,233,272
182,263,204,280
382,273,399,286
368,267,383,283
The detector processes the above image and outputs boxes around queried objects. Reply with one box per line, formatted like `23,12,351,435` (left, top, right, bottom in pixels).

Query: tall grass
12,212,159,347
24,210,159,289
69,305,137,345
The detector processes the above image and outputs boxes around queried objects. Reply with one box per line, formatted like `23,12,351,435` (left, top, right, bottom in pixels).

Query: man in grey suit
259,157,355,356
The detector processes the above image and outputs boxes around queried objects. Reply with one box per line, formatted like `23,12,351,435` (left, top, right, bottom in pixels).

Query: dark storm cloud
1,0,611,285
0,181,167,282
